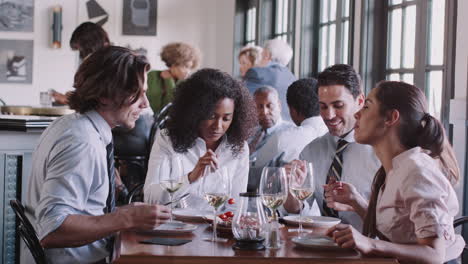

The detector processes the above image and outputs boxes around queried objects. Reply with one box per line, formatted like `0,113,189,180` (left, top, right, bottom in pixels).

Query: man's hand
188,150,218,183
117,202,171,230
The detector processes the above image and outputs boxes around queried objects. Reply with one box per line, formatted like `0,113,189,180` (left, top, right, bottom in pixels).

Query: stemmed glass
289,161,314,238
202,166,230,242
259,167,288,249
158,155,184,222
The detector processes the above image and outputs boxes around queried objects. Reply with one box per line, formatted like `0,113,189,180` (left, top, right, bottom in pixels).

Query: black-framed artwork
122,0,157,36
0,39,34,84
0,0,34,32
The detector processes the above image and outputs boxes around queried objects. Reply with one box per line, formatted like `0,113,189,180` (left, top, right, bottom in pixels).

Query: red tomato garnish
228,198,235,205
219,214,228,220
225,211,234,218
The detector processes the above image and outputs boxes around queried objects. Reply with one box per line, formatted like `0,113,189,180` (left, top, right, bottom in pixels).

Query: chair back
9,199,47,264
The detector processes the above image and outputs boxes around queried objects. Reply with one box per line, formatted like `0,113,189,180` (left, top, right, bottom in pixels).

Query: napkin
140,237,192,246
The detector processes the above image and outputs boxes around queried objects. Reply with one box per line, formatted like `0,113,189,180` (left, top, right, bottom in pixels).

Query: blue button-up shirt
25,110,112,263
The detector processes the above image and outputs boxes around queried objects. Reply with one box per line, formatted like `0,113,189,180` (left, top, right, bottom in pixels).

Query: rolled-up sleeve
36,140,100,240
403,166,454,239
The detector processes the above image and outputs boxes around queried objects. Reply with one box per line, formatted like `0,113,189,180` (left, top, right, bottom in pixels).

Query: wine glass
289,161,314,238
259,167,288,249
158,155,184,222
201,166,230,242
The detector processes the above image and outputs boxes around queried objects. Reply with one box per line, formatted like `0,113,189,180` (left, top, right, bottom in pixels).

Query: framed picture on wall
0,39,34,84
78,0,116,36
122,0,157,36
0,0,34,32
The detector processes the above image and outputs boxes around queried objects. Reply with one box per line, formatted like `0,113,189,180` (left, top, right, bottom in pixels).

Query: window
245,5,257,46
300,0,354,78
385,0,451,120
272,0,294,43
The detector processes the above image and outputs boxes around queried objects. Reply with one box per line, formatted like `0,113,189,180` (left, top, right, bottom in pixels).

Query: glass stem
298,201,303,236
169,193,173,221
213,207,218,242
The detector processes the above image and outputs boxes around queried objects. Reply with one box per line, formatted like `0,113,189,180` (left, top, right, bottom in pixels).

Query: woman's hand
188,150,219,183
326,224,374,255
323,181,359,212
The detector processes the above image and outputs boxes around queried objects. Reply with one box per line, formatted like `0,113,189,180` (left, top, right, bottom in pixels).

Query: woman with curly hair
144,68,257,210
147,42,201,114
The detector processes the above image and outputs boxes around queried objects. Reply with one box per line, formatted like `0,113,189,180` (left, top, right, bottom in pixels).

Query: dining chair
127,183,145,204
9,199,47,264
454,216,468,263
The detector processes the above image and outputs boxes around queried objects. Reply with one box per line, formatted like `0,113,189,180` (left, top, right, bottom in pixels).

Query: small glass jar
232,192,267,250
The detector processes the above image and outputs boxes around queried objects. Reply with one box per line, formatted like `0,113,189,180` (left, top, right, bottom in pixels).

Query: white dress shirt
255,116,328,166
25,111,111,264
144,129,249,210
376,147,465,261
299,130,381,231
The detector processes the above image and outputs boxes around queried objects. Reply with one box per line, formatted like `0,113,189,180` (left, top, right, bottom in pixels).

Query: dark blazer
244,62,297,121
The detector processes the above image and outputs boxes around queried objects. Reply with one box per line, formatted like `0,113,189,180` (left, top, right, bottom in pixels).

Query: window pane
427,70,443,119
329,24,336,66
389,8,402,69
283,0,288,33
276,0,284,34
402,73,414,84
330,0,337,21
342,20,349,63
246,7,256,42
388,73,400,81
402,5,416,68
390,0,403,5
321,0,329,22
429,0,445,65
319,26,328,70
343,0,350,17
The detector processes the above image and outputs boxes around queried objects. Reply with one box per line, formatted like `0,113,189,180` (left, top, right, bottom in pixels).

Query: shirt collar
391,147,423,171
265,118,285,134
195,134,229,153
332,129,356,144
84,110,113,145
300,116,323,127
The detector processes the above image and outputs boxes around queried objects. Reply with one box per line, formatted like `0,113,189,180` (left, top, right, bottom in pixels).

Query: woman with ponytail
324,81,464,264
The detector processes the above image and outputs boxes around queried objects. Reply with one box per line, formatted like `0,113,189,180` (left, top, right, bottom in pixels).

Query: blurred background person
51,22,110,105
238,45,262,78
144,68,256,210
244,38,296,121
147,42,201,114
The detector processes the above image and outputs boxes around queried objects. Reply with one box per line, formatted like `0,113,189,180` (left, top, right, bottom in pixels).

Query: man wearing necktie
283,64,380,231
25,46,170,264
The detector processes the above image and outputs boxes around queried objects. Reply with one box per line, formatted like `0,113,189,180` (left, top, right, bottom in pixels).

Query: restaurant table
113,222,398,264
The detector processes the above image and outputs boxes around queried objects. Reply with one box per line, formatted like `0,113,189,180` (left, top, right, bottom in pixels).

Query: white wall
0,0,235,106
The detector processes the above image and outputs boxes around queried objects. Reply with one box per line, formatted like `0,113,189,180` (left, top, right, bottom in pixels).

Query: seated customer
325,81,464,263
238,45,262,77
248,86,293,191
144,69,256,209
255,78,328,166
147,42,201,114
283,64,380,231
244,38,297,121
25,46,170,264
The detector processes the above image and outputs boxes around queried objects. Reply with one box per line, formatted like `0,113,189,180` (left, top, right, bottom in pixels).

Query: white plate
283,215,340,228
173,208,212,222
150,222,198,235
292,236,340,250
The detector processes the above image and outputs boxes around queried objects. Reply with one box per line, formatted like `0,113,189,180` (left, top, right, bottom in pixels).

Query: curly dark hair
69,46,150,113
286,78,320,118
166,68,257,156
70,22,110,60
317,64,362,99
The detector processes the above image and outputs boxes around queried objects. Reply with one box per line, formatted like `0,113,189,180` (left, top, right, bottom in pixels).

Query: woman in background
147,42,201,114
238,45,262,77
144,68,256,210
324,81,464,264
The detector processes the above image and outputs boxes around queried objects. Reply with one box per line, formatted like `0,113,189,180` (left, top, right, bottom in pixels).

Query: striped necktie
322,139,350,217
105,141,116,257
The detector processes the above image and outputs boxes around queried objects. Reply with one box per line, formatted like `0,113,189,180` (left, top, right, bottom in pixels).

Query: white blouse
144,129,249,211
376,147,465,261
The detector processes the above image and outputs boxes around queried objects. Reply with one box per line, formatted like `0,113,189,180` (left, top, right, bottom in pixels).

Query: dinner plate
173,208,212,222
283,215,340,228
292,236,340,250
150,222,198,235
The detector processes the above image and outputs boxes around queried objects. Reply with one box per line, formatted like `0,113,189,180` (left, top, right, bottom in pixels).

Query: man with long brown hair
25,46,170,263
